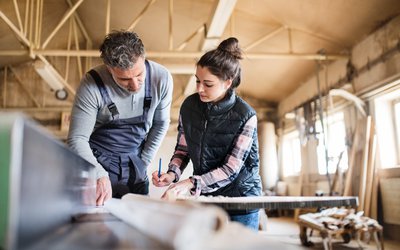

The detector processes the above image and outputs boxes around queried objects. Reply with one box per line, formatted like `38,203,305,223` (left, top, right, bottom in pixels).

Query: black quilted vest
180,91,262,198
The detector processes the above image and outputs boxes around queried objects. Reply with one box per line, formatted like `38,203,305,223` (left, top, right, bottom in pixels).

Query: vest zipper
200,112,209,168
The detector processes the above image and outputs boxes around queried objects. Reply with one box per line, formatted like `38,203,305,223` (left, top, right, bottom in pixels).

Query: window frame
315,111,349,175
392,98,400,163
281,129,302,177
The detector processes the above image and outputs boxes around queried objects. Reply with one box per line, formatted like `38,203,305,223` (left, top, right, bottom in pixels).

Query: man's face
107,57,146,93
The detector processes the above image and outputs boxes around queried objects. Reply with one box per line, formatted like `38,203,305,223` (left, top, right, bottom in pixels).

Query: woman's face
195,66,232,103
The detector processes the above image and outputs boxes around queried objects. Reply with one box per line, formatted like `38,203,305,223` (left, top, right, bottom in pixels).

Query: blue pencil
158,158,162,178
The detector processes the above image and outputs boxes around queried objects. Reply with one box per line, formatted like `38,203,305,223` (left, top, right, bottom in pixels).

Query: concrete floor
259,216,400,250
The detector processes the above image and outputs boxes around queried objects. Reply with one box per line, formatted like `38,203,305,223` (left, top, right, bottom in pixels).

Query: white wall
278,15,400,117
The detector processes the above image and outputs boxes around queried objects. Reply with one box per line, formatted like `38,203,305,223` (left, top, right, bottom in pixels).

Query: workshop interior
1,0,400,249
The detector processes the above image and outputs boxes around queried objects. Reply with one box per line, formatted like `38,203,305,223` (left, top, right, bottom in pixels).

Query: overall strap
143,60,152,110
88,69,120,120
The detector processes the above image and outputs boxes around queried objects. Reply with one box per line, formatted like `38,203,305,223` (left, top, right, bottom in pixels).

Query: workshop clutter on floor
298,207,383,250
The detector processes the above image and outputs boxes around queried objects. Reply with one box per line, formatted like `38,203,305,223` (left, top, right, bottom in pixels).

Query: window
393,99,400,161
315,112,349,175
282,130,302,177
374,88,400,168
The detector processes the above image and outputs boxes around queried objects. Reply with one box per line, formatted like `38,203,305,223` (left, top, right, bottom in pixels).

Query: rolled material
104,194,228,250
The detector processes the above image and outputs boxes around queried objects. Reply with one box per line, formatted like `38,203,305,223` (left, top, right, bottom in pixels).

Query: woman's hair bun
217,37,242,60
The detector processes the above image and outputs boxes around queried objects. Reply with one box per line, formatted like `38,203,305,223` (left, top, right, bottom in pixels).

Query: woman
152,37,262,230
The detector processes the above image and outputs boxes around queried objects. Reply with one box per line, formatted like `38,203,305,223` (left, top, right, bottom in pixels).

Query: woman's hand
161,178,194,201
151,171,175,187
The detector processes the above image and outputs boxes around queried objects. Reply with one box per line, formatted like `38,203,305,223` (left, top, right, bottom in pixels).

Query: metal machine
0,113,166,250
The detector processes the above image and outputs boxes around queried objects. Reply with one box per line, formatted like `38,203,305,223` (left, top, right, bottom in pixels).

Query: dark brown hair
197,37,243,89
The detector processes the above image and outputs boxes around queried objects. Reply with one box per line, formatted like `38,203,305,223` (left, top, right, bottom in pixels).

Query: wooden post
364,122,376,217
344,118,363,196
370,139,380,219
358,116,372,212
331,150,344,195
294,144,307,221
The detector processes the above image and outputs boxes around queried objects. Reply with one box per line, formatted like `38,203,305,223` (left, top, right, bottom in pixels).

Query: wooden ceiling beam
0,49,349,60
105,0,111,35
127,0,156,31
202,0,238,50
168,0,173,51
184,0,238,96
12,0,24,34
176,24,206,51
66,0,92,46
0,10,31,47
35,55,76,96
41,0,84,48
244,26,286,51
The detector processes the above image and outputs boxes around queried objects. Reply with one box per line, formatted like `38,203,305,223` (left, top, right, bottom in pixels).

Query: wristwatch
167,170,178,183
189,176,198,195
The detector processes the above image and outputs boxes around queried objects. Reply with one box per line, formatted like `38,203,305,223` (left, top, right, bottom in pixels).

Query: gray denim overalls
88,60,151,198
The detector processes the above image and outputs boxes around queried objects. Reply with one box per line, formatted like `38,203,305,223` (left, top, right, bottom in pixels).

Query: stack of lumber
298,207,383,250
344,116,378,218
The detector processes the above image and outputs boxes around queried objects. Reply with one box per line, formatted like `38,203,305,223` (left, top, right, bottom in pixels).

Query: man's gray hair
100,30,145,69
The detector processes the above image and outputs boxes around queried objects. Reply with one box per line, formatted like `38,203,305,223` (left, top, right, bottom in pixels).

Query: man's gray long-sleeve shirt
67,60,173,179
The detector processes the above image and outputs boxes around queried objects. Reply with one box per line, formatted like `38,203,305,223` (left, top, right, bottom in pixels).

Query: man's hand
151,171,175,187
96,176,112,206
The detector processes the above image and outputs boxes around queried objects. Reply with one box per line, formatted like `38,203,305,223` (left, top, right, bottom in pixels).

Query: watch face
55,89,68,100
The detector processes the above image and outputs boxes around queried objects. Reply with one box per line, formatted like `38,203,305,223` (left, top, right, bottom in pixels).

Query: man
68,30,173,205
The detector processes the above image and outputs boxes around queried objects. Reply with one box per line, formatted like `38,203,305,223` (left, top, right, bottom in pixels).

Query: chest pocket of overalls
92,148,119,175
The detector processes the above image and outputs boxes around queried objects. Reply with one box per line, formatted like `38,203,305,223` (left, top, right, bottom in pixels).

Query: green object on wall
0,124,11,249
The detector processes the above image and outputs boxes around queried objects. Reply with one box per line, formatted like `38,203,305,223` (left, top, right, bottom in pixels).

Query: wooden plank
370,140,381,219
364,124,376,217
294,147,305,220
331,150,344,195
344,118,363,196
358,116,372,212
181,196,359,210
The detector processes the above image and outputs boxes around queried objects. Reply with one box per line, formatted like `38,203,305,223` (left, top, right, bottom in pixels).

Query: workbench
0,113,289,250
183,195,358,210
